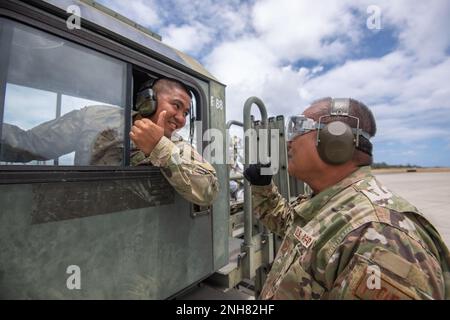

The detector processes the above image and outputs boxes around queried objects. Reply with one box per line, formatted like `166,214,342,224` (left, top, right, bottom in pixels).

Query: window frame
0,1,209,182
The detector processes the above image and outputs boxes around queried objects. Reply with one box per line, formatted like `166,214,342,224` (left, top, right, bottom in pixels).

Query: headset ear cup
136,88,157,117
146,96,157,116
317,121,355,165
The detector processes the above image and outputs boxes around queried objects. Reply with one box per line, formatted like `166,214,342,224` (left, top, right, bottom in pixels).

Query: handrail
226,120,243,129
243,97,268,249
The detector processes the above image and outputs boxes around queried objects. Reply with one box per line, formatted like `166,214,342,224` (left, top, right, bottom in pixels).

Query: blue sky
98,0,450,167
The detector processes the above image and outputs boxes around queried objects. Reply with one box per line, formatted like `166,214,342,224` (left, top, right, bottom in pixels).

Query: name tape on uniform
293,226,315,249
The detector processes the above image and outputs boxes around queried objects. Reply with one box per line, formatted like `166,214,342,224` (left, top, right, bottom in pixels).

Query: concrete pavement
375,172,450,247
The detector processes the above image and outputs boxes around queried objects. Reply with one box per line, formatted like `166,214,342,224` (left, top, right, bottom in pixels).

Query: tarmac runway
374,172,450,247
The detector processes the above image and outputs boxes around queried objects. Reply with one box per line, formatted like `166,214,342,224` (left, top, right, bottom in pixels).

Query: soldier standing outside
244,97,450,299
0,77,218,206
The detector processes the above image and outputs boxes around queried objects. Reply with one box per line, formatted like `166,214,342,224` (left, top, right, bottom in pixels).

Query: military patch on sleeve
293,225,315,249
354,265,418,300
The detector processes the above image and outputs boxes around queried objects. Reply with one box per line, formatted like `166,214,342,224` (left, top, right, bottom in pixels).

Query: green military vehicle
0,0,304,299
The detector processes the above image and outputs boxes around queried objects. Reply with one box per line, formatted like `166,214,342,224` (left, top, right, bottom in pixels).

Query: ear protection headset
135,79,158,117
316,98,371,165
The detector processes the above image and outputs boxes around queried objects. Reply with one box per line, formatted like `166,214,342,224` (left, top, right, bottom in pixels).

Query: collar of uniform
294,166,372,222
170,132,184,142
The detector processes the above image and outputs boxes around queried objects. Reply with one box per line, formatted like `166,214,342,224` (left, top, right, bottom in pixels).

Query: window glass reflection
0,18,127,166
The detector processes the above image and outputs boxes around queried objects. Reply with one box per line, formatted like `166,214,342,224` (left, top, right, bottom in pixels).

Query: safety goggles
286,115,323,141
286,115,372,142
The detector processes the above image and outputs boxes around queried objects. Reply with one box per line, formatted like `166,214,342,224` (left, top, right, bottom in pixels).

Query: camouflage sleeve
326,222,446,300
133,136,219,206
1,109,83,162
252,182,297,237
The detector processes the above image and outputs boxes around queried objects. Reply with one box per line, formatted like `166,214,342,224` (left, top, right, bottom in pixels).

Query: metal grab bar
226,120,243,129
243,97,268,250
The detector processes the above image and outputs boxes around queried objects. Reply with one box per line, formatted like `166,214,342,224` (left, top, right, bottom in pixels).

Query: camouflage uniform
129,134,219,206
0,105,218,206
252,166,450,299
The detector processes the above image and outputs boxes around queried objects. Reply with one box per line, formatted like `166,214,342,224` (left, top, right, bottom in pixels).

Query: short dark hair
137,77,192,103
152,77,192,99
307,97,376,165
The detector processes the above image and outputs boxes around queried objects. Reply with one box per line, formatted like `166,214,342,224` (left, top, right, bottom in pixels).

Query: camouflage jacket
129,135,219,206
0,105,219,206
252,166,450,300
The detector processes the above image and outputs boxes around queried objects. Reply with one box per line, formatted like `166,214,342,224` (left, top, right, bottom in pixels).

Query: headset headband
330,98,350,116
138,78,156,93
325,98,372,141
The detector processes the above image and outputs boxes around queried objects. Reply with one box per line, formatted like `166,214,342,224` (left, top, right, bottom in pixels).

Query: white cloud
161,23,214,55
207,0,450,119
251,0,362,62
205,38,277,121
206,38,277,87
299,52,412,105
154,0,253,44
219,8,251,39
207,43,450,148
374,119,448,143
296,53,450,144
299,54,450,110
4,84,56,129
372,0,450,63
205,38,316,122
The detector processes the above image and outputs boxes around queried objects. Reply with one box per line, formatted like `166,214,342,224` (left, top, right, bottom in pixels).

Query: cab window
0,18,127,166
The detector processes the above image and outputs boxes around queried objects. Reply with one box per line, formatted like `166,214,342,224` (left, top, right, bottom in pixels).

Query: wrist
148,136,173,167
143,136,163,156
252,182,274,193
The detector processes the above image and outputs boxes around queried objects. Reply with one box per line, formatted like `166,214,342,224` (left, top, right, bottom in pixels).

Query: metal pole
243,97,268,248
226,120,243,129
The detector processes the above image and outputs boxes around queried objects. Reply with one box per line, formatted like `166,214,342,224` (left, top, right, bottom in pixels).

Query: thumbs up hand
156,109,167,128
130,111,167,156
